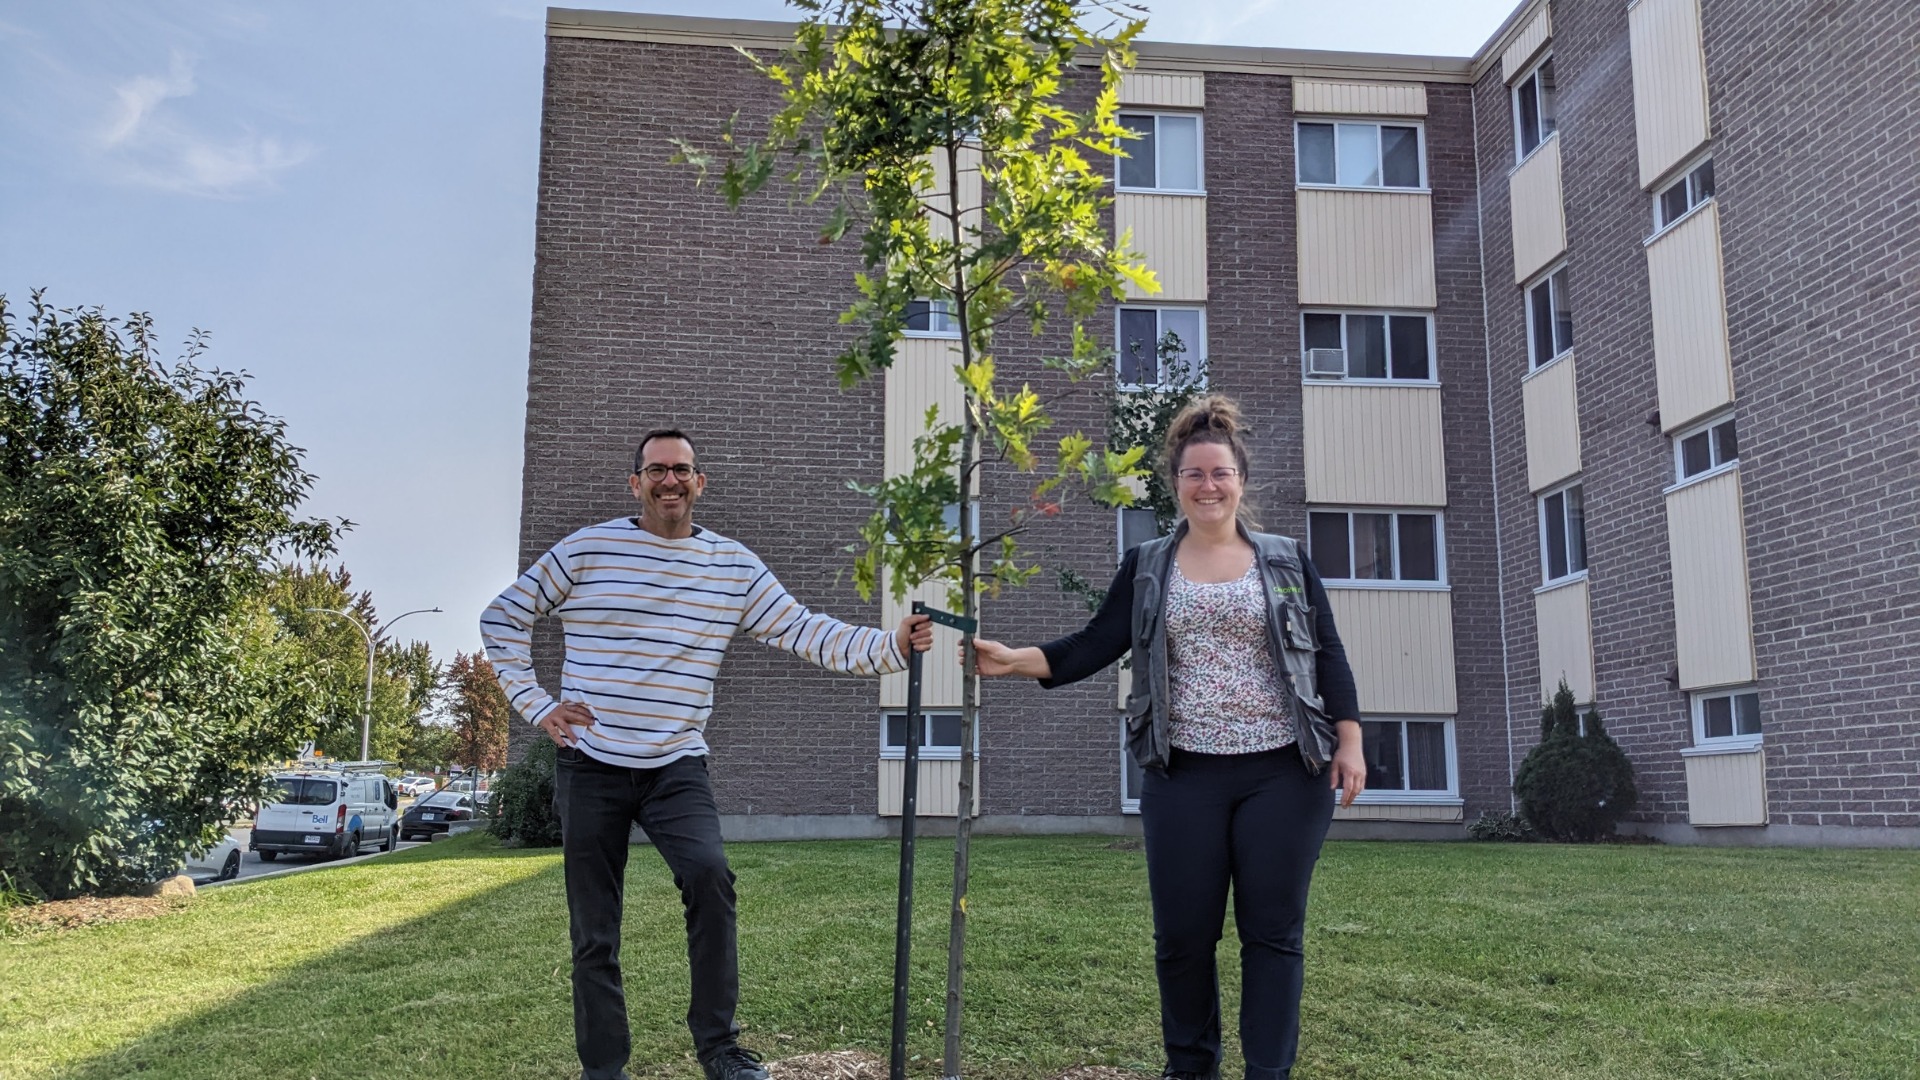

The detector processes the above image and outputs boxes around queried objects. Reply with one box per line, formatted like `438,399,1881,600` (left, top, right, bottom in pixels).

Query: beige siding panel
1522,354,1582,492
877,758,981,817
881,338,967,707
926,147,984,247
1647,203,1735,431
1302,384,1447,506
1683,745,1768,826
1291,78,1426,117
1629,0,1712,187
1297,189,1436,308
1116,193,1208,302
1666,469,1756,690
1326,588,1457,714
1119,71,1205,109
1508,135,1568,283
1334,801,1463,823
1501,5,1553,83
1535,579,1594,704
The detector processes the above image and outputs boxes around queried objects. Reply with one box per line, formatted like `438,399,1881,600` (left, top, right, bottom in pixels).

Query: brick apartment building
514,0,1919,846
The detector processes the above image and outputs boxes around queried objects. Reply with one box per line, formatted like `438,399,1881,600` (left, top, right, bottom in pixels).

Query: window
1674,414,1738,482
1308,510,1444,584
1655,158,1716,230
1302,311,1433,381
1120,724,1144,814
1118,507,1160,556
1359,718,1455,797
1117,306,1205,388
1538,482,1588,584
1693,687,1762,745
1526,266,1573,367
881,711,968,760
270,778,338,806
1296,121,1424,189
905,299,960,337
1512,55,1558,161
1117,112,1203,193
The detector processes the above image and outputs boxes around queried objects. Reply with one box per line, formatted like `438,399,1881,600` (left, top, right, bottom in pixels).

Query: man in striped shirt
482,429,932,1080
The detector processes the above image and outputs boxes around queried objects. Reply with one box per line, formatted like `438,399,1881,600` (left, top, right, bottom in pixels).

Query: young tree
440,651,509,777
0,294,339,898
675,2,1154,1071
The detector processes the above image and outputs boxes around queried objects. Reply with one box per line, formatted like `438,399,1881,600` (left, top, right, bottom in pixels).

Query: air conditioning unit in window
1306,348,1346,379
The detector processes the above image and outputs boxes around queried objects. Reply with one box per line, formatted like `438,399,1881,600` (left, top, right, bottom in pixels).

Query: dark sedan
399,789,487,840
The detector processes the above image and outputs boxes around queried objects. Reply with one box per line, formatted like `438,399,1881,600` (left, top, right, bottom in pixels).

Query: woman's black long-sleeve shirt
1034,544,1362,723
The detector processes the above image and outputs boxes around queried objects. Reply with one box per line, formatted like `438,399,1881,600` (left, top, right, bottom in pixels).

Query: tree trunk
942,137,976,1080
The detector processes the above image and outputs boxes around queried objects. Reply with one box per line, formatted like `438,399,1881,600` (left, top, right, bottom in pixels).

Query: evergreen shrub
1513,680,1640,841
488,740,562,847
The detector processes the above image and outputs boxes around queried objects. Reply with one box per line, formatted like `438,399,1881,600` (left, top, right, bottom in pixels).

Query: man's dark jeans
554,748,739,1080
1140,747,1336,1080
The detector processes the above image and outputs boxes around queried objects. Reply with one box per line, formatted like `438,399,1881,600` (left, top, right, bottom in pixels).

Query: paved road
195,825,428,885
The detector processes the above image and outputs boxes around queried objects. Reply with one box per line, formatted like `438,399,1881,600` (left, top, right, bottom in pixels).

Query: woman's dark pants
1141,747,1337,1080
554,749,740,1080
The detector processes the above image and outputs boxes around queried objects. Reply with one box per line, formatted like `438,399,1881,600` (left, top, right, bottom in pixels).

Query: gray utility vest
1124,521,1337,775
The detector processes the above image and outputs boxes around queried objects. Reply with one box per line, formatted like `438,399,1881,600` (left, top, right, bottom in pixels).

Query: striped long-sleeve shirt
481,518,907,769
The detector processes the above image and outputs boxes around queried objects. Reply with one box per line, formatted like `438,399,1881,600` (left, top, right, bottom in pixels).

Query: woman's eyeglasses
1175,467,1241,485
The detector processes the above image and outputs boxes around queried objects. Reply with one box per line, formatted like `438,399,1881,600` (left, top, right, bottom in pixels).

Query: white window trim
902,299,962,339
1299,308,1440,385
1666,411,1739,492
1690,686,1764,749
1115,304,1208,392
1537,479,1587,587
1120,727,1142,815
879,710,973,761
1507,128,1560,176
1293,117,1429,191
1510,53,1557,164
1532,570,1589,597
1308,507,1449,586
1351,715,1460,802
1115,110,1207,196
1524,262,1573,370
1650,152,1717,233
1519,347,1573,383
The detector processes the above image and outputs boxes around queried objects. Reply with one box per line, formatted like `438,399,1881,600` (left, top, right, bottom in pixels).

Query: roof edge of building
545,7,1500,84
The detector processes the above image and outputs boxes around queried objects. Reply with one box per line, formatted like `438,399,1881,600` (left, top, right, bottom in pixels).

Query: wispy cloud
97,49,313,198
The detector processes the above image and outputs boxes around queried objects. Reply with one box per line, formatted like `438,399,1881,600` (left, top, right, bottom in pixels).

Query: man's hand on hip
896,612,933,658
539,702,597,747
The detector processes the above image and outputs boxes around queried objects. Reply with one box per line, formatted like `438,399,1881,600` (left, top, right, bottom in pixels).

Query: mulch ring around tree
767,1052,1143,1080
4,894,191,934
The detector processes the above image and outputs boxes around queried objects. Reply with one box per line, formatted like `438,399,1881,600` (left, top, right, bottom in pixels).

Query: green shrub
1467,810,1537,842
1513,681,1640,842
489,740,561,847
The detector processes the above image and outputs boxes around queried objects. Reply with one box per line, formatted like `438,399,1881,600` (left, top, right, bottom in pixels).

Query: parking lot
194,823,433,885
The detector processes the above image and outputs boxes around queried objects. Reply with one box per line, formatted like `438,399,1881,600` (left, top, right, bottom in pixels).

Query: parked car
251,769,400,861
181,833,244,882
400,789,488,841
395,776,436,798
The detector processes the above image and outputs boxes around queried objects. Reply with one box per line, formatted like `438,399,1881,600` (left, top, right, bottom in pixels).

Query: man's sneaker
701,1045,769,1080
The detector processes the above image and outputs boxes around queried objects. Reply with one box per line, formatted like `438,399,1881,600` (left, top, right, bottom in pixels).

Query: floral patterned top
1165,559,1297,755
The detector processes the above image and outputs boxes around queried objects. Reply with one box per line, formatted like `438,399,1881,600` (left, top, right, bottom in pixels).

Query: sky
0,0,1520,666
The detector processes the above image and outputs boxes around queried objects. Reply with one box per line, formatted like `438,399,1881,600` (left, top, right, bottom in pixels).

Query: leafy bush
1513,681,1640,842
1467,811,1537,842
0,297,338,898
489,739,561,847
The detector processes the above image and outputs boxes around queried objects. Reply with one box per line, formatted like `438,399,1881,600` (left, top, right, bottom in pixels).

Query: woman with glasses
973,394,1365,1080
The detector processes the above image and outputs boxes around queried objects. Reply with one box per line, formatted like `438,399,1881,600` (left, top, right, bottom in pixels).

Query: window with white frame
1526,265,1574,368
905,299,960,337
1117,112,1203,193
881,711,969,759
1118,507,1160,556
1538,482,1588,584
1655,158,1716,230
1358,717,1455,797
1296,121,1424,189
1308,510,1444,583
1120,727,1144,813
1692,687,1762,744
1512,55,1558,161
1302,311,1434,382
1674,413,1738,483
1117,306,1205,388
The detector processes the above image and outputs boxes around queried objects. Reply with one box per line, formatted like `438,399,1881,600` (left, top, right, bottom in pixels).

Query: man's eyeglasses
638,463,700,483
1175,467,1241,485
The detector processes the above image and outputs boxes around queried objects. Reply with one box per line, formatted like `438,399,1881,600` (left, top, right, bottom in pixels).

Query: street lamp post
306,606,443,761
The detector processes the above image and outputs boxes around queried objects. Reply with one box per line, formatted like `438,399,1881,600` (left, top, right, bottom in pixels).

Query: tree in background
675,1,1152,1070
0,294,339,898
440,651,509,777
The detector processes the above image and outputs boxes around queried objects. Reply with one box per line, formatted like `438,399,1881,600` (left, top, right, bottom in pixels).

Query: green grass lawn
3,835,1916,1080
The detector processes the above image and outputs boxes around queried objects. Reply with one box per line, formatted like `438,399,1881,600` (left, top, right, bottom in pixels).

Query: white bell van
251,766,399,861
